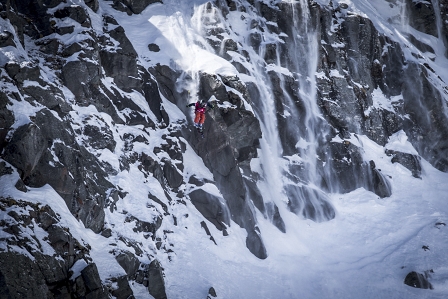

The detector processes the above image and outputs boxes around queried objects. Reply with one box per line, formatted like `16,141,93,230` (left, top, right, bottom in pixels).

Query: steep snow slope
1,0,448,298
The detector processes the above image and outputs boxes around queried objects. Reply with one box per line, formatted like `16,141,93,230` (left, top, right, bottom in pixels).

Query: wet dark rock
408,34,435,54
371,169,392,198
401,64,448,172
11,64,41,84
441,0,448,56
4,62,20,78
188,175,205,186
286,185,336,221
60,41,83,57
244,176,265,213
406,0,437,36
264,43,277,64
323,141,392,198
404,271,433,289
3,110,113,232
5,0,57,39
267,202,286,233
3,123,47,179
386,149,422,178
23,84,71,114
0,94,14,151
249,32,262,52
183,71,266,258
56,25,75,35
139,153,164,182
189,189,230,231
101,228,113,238
223,38,238,52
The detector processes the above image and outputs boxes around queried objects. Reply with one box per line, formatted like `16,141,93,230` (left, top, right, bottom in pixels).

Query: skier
186,99,216,133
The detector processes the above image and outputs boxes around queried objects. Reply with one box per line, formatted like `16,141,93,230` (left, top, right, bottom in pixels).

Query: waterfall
238,0,335,223
181,0,336,230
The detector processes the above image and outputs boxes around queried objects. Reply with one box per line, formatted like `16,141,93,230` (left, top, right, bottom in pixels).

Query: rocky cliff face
1,0,447,298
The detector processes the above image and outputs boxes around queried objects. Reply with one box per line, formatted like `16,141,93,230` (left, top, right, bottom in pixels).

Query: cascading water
224,0,336,224
280,0,336,221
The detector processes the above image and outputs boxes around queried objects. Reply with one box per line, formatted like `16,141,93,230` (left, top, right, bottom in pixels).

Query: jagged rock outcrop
0,197,113,298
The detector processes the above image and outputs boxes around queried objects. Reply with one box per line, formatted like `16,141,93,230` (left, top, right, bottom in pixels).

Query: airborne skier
186,99,216,134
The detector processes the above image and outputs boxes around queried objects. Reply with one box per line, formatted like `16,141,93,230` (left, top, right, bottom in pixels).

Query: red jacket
194,102,206,114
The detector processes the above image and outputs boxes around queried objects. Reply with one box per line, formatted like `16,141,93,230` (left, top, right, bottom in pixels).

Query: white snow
386,130,419,155
1,0,448,298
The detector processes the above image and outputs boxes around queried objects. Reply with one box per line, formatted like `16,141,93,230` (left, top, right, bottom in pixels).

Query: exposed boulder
110,275,134,299
163,160,183,188
147,260,167,299
62,58,101,102
404,271,433,289
81,264,104,294
115,251,140,279
386,149,422,178
189,189,230,231
207,287,217,298
246,228,268,260
323,141,392,198
148,43,160,52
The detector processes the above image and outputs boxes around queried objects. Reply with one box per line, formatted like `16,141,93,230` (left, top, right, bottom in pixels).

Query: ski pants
194,112,206,124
